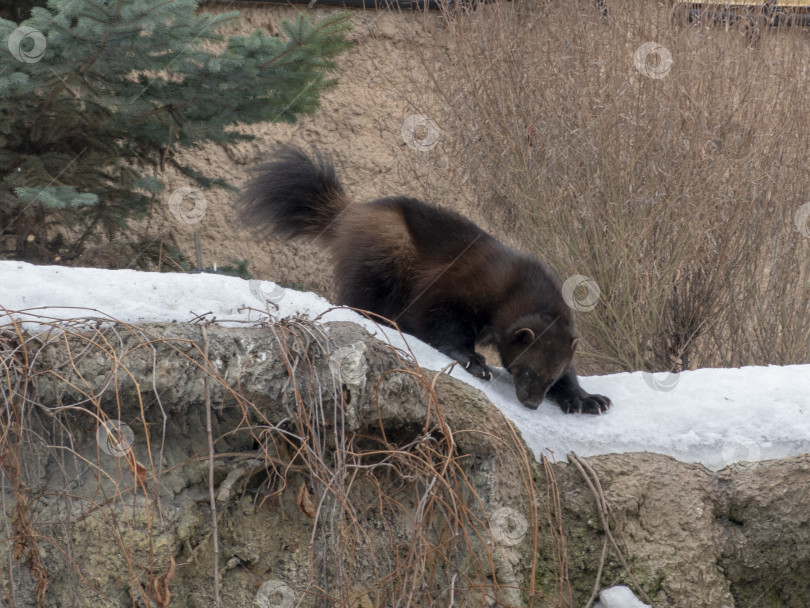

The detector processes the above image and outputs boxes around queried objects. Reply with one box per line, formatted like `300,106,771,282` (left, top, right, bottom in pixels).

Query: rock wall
1,320,808,607
547,452,810,607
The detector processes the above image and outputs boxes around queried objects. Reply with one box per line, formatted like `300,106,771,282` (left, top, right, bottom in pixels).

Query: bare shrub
414,0,810,373
0,310,590,607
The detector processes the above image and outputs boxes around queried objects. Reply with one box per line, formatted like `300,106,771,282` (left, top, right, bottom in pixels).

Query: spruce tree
0,0,353,263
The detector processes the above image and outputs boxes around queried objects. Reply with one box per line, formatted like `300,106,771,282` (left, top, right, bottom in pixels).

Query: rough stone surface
0,321,538,607
537,451,810,607
1,321,808,607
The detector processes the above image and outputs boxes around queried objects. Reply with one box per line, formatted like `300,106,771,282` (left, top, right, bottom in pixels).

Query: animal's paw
459,352,492,381
558,393,612,415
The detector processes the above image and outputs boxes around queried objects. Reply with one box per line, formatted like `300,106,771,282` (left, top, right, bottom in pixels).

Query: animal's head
499,314,578,409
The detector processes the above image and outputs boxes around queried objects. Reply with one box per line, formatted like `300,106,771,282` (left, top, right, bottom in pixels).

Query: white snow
3,260,810,471
594,585,650,608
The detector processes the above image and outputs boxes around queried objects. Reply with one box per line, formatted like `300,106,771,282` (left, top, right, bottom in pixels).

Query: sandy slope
150,4,475,299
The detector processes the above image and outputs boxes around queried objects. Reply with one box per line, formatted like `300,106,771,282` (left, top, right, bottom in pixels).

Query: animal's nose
517,388,547,410
519,397,542,410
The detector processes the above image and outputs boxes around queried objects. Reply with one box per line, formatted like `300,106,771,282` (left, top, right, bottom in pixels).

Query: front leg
442,347,492,380
420,305,492,380
547,366,611,415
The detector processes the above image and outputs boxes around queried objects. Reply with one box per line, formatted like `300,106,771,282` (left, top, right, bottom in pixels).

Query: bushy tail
239,145,349,241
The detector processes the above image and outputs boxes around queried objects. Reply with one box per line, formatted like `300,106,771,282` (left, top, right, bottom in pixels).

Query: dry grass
405,0,810,374
1,309,606,607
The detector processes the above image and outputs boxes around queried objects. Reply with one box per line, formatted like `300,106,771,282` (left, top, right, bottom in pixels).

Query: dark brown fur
240,145,611,414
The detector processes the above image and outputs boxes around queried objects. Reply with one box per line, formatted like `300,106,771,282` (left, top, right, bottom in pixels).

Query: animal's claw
559,393,612,415
458,352,492,381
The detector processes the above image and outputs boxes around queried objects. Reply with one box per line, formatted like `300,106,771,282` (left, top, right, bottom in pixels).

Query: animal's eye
521,369,532,379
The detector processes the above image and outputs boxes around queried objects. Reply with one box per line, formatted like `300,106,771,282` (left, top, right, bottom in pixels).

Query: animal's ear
514,328,535,344
571,337,579,352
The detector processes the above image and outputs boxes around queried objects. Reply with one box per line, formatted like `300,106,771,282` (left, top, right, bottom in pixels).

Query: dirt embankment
154,4,475,299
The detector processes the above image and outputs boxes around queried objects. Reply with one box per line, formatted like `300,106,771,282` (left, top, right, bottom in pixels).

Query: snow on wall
594,585,651,608
2,260,809,471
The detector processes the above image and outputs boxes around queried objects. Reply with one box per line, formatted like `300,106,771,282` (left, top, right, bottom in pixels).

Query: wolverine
240,145,611,414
